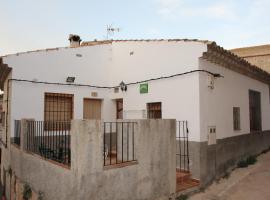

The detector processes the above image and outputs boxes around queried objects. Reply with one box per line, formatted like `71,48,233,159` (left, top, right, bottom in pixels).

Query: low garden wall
7,119,176,200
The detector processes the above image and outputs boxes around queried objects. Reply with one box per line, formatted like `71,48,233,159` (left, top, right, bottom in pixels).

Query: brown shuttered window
147,102,162,119
249,90,262,132
44,93,73,130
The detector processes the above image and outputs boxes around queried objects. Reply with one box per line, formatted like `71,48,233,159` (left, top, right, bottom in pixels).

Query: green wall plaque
140,83,148,94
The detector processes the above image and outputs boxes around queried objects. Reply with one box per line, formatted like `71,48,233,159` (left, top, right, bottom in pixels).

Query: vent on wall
114,87,119,93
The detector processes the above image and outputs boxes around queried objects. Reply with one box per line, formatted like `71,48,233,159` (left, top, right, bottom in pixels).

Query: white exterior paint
199,59,270,141
2,41,270,142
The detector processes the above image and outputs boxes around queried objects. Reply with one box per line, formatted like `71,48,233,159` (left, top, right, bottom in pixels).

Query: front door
83,99,102,119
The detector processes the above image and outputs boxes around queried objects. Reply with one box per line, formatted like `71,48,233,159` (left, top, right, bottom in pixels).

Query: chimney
68,34,81,47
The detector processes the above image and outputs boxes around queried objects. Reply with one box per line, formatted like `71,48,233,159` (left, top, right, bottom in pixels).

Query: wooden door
83,99,102,119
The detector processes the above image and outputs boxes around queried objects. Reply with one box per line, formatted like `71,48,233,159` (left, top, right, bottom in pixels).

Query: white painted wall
199,58,270,142
109,41,207,141
4,41,270,142
3,45,116,137
3,41,207,141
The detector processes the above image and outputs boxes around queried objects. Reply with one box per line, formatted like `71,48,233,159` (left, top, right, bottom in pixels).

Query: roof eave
202,43,270,85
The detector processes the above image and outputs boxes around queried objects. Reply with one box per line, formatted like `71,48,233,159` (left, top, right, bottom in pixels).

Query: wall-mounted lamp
119,81,127,91
66,76,75,83
213,73,223,78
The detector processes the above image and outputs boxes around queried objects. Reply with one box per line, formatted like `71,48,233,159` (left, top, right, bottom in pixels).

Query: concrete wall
7,119,176,200
199,130,270,186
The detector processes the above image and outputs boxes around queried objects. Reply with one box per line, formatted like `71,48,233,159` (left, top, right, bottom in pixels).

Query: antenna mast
106,24,120,40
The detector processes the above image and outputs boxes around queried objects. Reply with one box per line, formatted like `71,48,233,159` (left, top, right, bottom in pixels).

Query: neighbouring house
0,94,3,137
231,44,270,73
0,36,270,200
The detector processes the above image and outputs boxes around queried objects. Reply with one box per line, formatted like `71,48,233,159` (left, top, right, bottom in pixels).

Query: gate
176,121,190,172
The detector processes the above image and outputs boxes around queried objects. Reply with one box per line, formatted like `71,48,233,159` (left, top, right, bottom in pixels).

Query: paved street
190,151,270,200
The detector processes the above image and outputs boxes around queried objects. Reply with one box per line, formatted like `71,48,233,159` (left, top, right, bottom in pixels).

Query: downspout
4,79,10,148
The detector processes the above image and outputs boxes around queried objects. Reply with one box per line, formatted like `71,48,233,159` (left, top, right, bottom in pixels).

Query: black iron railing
104,122,136,166
176,121,190,172
12,120,21,146
27,121,71,166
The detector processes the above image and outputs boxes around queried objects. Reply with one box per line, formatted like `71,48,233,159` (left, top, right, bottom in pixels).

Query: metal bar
103,122,106,166
116,122,118,164
178,121,181,171
182,121,186,170
127,122,129,161
122,122,124,163
110,122,112,165
186,120,190,171
132,122,134,161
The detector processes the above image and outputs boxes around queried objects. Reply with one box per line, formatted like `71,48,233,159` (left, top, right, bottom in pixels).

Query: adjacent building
231,44,270,73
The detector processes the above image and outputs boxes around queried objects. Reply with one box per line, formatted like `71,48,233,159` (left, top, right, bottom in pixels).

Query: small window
233,107,241,131
147,102,162,119
116,99,123,119
0,112,5,127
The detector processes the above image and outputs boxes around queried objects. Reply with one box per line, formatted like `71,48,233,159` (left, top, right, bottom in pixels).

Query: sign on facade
140,83,148,94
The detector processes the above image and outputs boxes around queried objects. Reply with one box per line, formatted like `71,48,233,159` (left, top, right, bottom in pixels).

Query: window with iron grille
44,93,73,130
249,90,261,132
147,102,162,119
233,107,241,131
0,112,5,127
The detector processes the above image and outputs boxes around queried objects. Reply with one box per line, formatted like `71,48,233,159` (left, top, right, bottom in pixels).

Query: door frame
83,98,103,120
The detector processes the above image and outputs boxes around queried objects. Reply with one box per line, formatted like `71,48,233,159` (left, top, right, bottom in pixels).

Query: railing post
20,119,34,151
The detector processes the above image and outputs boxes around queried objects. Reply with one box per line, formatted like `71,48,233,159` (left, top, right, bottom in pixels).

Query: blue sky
1,0,270,56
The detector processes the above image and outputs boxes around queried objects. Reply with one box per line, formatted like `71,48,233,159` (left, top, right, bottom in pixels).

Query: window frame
147,102,162,119
249,89,262,132
44,92,74,130
233,107,241,131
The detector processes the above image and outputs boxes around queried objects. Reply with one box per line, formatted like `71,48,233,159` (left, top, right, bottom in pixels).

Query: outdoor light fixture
213,73,223,78
119,81,127,91
66,76,75,83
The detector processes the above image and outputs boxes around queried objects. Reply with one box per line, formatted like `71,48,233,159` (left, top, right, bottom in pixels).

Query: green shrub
23,184,32,200
237,160,248,168
223,171,230,179
177,194,188,200
246,155,257,165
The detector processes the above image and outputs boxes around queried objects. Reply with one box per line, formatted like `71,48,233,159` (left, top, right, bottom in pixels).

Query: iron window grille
44,93,73,130
147,102,162,119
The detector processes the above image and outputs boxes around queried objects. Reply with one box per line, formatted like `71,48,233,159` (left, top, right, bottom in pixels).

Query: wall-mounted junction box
208,126,216,145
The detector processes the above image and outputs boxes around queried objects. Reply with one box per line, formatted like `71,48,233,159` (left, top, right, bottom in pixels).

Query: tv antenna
106,24,120,40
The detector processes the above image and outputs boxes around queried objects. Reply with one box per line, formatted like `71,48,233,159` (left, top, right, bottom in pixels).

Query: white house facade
0,39,270,199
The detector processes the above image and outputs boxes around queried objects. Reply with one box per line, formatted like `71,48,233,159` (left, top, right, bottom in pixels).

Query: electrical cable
9,69,223,88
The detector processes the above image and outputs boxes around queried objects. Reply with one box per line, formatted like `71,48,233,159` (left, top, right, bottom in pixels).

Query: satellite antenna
106,24,120,40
